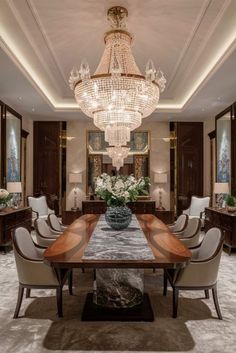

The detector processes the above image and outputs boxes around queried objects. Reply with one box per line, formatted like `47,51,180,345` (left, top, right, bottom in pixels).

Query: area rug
0,249,235,353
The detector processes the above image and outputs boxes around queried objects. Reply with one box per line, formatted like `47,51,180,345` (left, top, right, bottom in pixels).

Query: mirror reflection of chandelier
107,146,130,171
69,6,166,147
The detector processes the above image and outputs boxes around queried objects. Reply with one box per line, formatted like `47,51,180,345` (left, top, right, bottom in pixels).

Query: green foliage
226,194,236,207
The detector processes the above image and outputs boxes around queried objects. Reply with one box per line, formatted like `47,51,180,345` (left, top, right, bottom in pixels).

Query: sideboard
0,207,32,250
205,207,236,254
82,200,156,215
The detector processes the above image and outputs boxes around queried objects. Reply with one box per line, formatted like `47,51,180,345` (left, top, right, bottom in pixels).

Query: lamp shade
154,173,168,184
7,182,22,193
214,182,229,194
69,173,82,184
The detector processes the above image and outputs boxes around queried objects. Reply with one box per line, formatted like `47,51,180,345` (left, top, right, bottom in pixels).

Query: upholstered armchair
48,214,67,233
175,218,202,248
164,227,224,319
168,214,188,233
34,218,61,247
182,196,210,226
12,227,72,318
28,196,55,226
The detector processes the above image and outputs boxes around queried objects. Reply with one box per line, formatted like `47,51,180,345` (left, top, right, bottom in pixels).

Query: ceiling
0,0,235,121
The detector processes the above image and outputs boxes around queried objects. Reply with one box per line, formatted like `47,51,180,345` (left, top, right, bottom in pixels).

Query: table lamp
7,182,22,208
214,182,229,208
69,173,82,211
154,173,168,210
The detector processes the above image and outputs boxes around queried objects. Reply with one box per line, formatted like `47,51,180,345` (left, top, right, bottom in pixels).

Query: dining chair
182,196,210,227
28,195,55,227
48,214,67,233
12,227,72,318
34,218,61,247
175,218,202,248
168,214,188,233
164,227,224,319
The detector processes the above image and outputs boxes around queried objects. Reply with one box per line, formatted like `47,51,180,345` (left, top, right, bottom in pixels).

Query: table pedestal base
81,293,154,321
94,269,144,308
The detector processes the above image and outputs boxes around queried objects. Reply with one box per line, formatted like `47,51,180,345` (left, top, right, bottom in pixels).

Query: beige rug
0,250,236,353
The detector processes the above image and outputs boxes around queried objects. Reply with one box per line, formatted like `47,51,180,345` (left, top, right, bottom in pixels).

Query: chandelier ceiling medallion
69,6,166,147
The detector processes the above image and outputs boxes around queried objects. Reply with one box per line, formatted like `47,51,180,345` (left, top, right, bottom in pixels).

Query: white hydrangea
0,189,9,199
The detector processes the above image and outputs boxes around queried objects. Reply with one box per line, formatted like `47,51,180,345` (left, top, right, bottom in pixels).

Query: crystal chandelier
107,146,130,171
69,6,166,147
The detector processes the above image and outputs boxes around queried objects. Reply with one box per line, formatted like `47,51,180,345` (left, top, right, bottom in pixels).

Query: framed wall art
1,101,22,187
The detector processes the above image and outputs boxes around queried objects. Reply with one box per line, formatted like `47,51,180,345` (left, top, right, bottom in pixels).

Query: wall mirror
87,130,150,195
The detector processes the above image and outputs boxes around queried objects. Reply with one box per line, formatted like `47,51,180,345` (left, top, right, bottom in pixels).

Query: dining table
44,213,191,320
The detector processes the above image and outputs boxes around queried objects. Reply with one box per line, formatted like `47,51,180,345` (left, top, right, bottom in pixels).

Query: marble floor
0,248,236,353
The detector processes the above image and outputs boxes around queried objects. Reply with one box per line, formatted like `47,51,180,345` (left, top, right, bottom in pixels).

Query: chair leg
163,270,167,296
13,285,24,319
173,287,179,318
26,288,31,298
212,285,223,320
68,270,73,295
81,268,85,273
56,286,63,318
204,289,209,299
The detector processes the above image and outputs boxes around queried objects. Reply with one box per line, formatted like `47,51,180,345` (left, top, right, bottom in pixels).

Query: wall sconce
214,182,229,208
7,182,22,209
154,173,168,210
69,173,82,211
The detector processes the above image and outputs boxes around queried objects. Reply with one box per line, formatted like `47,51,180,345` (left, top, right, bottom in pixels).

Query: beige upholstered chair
34,218,61,247
48,214,67,233
175,218,202,248
183,196,210,226
164,227,224,319
28,196,55,226
12,227,71,318
168,214,188,233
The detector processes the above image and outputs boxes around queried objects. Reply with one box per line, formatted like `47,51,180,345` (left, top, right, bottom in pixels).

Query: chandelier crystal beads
69,6,166,147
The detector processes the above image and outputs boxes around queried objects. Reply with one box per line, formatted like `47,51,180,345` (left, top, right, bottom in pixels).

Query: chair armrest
33,241,47,249
32,210,39,218
48,207,55,215
182,208,190,215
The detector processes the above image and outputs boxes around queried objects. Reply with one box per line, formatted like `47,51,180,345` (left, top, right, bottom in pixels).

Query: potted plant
226,194,236,212
95,173,150,230
0,189,12,211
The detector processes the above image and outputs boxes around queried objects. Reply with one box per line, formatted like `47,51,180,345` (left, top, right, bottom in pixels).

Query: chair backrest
189,196,210,217
13,227,42,260
48,214,61,232
182,218,201,238
174,214,188,232
197,227,223,260
28,196,48,216
35,218,52,238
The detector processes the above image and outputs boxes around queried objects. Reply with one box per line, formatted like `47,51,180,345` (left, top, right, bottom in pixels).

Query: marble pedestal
94,269,144,308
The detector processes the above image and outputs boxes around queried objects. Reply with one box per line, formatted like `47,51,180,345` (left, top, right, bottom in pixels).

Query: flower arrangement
0,189,12,207
95,173,150,207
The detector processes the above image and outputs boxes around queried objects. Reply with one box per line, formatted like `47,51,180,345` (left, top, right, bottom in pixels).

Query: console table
205,207,236,254
0,207,32,250
82,200,156,215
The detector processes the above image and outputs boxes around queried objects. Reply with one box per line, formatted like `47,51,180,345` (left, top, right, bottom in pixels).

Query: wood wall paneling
176,122,203,215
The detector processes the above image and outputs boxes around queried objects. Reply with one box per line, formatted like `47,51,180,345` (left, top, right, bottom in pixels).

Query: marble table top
82,215,155,261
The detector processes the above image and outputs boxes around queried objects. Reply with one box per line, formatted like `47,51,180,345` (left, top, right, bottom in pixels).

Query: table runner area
82,215,155,260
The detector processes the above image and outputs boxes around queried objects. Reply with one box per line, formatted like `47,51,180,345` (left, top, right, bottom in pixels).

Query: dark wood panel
0,207,32,248
155,210,175,224
176,122,203,215
205,207,236,254
34,122,60,196
82,200,156,215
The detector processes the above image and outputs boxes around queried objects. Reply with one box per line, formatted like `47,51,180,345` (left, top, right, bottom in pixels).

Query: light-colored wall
66,120,170,210
203,117,215,197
